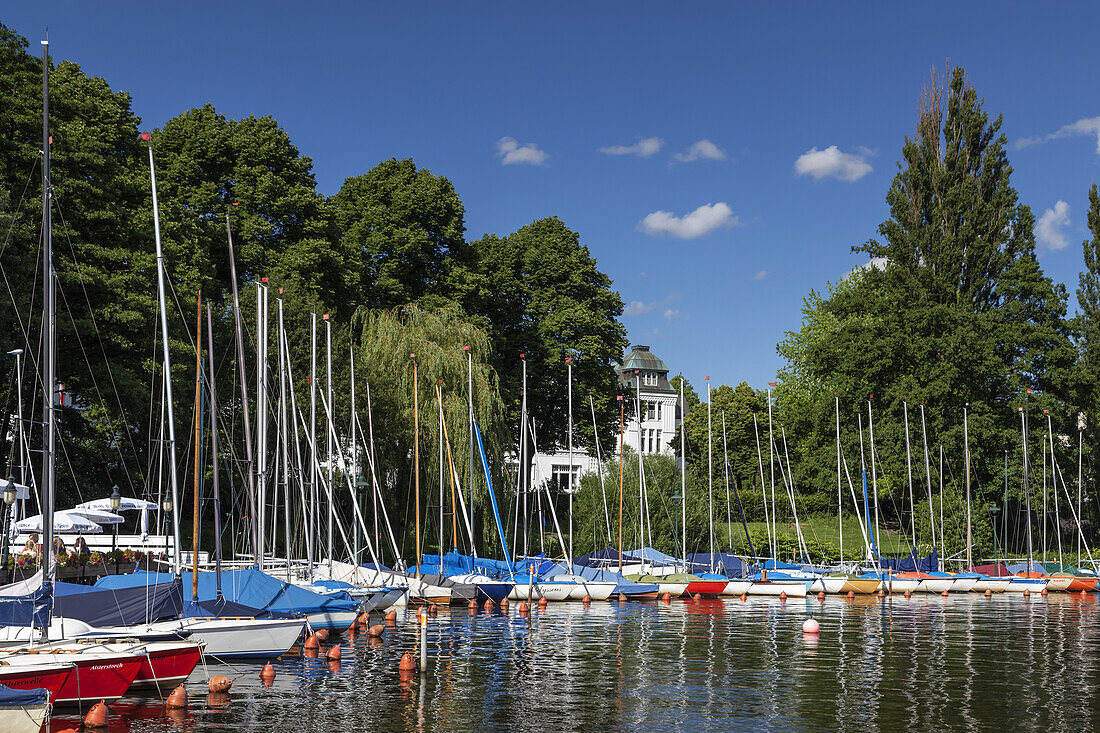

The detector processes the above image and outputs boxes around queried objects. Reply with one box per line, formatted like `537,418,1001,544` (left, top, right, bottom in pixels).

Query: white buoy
802,617,820,635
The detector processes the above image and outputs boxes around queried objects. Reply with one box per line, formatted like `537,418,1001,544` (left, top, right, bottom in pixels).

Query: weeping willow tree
351,305,509,563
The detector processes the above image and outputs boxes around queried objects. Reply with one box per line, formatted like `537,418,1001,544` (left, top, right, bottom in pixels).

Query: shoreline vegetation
1,18,1099,565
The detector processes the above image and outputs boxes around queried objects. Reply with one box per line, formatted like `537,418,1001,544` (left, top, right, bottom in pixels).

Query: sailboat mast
325,315,333,577
752,414,771,561
679,378,687,567
412,355,421,577
147,134,182,573
590,395,611,548
1079,425,1084,565
963,403,972,569
466,347,475,557
1020,407,1033,570
256,283,268,570
225,214,257,566
835,395,843,568
721,412,733,555
920,404,936,555
521,355,528,557
278,298,290,580
205,302,223,596
191,295,203,601
617,396,625,572
767,384,777,561
566,356,573,561
308,314,317,572
1046,411,1063,565
904,401,916,548
39,40,57,629
867,400,880,556
635,373,644,556
706,377,713,569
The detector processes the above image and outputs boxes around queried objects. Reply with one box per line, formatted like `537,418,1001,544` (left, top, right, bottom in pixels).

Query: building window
643,372,658,386
656,430,662,453
645,400,657,421
552,464,579,492
648,429,655,453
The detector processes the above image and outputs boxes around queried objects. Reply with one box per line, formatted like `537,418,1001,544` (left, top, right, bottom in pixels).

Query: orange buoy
582,595,591,605
877,589,885,598
385,609,397,625
501,597,510,608
1081,589,1088,597
662,592,671,602
904,590,911,598
56,729,79,733
259,662,276,683
484,599,494,612
779,591,787,601
327,660,342,674
83,700,109,727
984,589,992,598
368,624,385,638
314,628,329,641
326,644,342,661
817,592,825,602
739,593,747,601
415,608,424,621
304,647,318,659
208,675,232,693
166,684,187,709
618,593,627,602
538,597,548,609
847,591,855,600
468,600,478,611
941,589,949,598
398,651,416,672
1041,588,1048,597
518,601,529,613
359,614,370,627
304,634,320,651
427,603,438,616
1023,589,1031,597
692,593,702,601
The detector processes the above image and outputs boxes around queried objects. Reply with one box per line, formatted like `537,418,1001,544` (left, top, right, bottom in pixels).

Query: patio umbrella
15,513,103,534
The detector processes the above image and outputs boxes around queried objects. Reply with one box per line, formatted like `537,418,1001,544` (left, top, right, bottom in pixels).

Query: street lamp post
2,477,15,584
161,497,173,568
109,485,121,574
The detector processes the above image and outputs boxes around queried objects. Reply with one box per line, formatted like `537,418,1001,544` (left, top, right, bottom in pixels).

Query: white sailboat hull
970,577,1011,593
747,581,808,597
722,580,753,596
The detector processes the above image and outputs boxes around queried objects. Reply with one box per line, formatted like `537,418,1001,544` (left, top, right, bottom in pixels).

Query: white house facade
530,344,683,493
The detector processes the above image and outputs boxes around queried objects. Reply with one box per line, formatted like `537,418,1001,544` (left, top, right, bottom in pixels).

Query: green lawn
717,514,912,556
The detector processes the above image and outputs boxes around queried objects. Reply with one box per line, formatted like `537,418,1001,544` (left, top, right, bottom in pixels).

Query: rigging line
52,195,145,478
0,156,43,350
53,268,138,493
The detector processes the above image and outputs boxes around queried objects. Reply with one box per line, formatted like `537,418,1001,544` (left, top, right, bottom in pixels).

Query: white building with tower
529,344,682,494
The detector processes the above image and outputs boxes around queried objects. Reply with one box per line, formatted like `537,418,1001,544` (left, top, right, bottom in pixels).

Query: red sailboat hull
132,643,202,690
684,580,728,598
0,663,75,704
4,652,146,707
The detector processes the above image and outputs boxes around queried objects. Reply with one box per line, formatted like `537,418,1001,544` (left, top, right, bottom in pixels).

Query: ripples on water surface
48,594,1100,732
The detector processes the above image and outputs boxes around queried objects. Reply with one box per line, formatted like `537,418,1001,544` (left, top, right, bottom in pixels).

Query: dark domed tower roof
618,345,675,394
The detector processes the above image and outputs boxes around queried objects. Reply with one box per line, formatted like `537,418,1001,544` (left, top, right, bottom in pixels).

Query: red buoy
399,652,417,672
385,609,397,625
468,600,478,611
847,591,855,599
538,597,548,609
326,644,342,661
817,592,825,602
208,675,232,693
662,592,671,602
166,684,187,709
779,591,787,601
260,662,276,683
582,595,591,605
484,599,494,612
83,700,109,727
314,628,329,642
368,624,385,638
501,597,510,609
692,593,702,601
304,634,320,651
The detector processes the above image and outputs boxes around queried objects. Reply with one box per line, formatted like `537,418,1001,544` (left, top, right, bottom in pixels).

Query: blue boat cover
627,547,677,564
0,683,47,706
1006,561,1046,574
52,578,184,626
762,559,803,571
179,596,299,620
96,569,357,616
573,547,644,568
413,552,549,580
687,553,755,578
875,550,939,573
0,579,51,629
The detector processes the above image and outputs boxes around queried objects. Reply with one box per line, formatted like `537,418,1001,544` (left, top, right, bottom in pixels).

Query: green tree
470,217,628,454
776,67,1077,558
329,158,471,311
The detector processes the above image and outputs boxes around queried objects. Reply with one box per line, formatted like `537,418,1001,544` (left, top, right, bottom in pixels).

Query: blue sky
8,2,1100,391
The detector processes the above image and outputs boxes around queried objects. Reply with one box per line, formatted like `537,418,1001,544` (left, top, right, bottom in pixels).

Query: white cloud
663,308,680,321
599,136,664,157
1035,200,1071,250
638,202,739,239
624,293,678,318
673,139,726,163
847,256,888,278
495,136,548,165
752,269,769,281
1017,117,1100,154
794,145,873,182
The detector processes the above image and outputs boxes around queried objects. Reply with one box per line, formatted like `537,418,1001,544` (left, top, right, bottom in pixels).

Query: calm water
48,594,1100,732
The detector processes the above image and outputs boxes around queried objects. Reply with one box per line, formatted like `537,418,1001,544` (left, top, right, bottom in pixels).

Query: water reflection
50,594,1100,732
